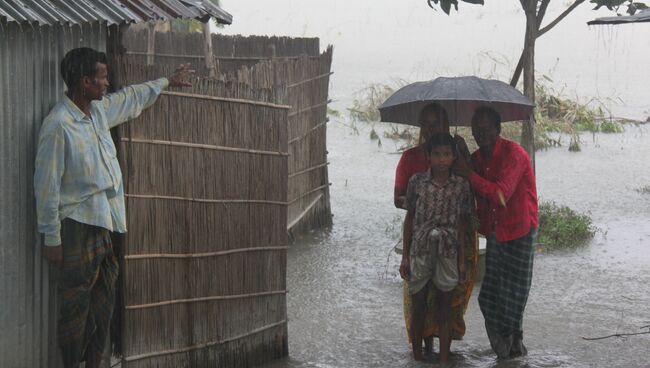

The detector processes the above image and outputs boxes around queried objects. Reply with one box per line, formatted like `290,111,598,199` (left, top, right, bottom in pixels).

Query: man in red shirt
455,106,538,359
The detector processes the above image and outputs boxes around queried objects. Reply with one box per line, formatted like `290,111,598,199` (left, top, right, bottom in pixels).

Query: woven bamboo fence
229,51,334,235
121,30,333,235
113,60,289,368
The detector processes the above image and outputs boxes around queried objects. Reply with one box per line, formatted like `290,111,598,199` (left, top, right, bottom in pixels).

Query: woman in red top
394,103,478,356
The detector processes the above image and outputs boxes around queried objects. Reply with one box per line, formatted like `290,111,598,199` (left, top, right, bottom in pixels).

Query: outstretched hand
168,63,195,88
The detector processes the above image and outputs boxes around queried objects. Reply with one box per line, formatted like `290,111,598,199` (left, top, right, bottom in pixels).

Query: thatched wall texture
114,61,289,368
121,30,333,235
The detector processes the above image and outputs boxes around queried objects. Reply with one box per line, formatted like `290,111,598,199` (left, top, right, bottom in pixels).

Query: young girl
399,133,471,362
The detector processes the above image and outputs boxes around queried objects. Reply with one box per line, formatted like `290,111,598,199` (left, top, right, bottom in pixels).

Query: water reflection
264,123,650,368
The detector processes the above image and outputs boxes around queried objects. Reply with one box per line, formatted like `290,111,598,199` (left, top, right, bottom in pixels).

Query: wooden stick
287,193,323,230
121,137,289,157
288,184,330,204
125,193,287,206
216,55,320,61
288,99,332,117
161,91,292,110
288,162,329,178
287,72,334,88
125,246,288,260
582,330,650,341
125,290,287,310
123,320,287,362
126,51,320,61
127,51,206,60
288,119,329,144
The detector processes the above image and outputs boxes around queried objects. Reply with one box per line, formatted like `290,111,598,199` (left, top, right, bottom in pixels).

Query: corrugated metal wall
0,19,106,368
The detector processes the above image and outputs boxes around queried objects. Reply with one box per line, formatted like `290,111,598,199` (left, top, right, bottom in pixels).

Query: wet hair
418,103,449,126
425,132,456,155
418,103,450,144
60,47,108,90
472,106,502,134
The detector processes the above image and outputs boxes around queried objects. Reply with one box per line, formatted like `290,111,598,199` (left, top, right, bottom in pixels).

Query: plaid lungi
58,218,118,368
478,229,536,358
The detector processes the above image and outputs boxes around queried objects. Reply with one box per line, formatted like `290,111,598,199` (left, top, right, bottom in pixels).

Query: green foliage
171,19,204,33
369,127,383,147
599,120,624,133
327,107,343,119
591,0,649,14
568,135,582,152
348,83,402,123
427,0,647,15
538,201,596,251
370,128,380,140
427,0,484,14
535,80,627,137
535,81,605,133
383,124,417,142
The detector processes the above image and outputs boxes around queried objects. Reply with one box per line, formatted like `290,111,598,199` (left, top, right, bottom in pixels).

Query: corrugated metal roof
588,8,650,25
0,0,232,26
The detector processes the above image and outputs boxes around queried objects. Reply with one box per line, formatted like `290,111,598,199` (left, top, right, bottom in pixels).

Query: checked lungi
478,229,536,358
58,218,118,368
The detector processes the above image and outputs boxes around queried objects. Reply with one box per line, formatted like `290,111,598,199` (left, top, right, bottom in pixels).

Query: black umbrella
379,76,535,126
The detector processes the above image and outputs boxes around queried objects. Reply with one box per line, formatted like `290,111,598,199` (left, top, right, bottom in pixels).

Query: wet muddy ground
263,123,650,368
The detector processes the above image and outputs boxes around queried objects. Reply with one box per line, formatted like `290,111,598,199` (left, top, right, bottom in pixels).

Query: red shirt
395,146,430,191
469,137,538,242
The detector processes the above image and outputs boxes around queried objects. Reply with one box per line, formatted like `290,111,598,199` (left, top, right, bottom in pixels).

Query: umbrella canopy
379,76,535,127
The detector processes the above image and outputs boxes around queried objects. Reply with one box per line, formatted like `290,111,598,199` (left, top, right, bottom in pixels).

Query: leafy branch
591,0,649,15
426,0,484,14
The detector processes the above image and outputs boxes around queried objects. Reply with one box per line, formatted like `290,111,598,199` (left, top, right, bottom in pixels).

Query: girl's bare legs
436,288,453,363
423,335,433,354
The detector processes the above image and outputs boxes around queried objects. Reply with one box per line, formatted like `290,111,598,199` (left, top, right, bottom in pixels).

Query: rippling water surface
263,122,650,368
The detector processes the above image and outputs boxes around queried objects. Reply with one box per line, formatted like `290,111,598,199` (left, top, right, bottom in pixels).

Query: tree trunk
521,2,537,168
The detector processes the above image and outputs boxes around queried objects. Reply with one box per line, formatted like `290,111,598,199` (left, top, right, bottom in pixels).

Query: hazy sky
218,1,650,119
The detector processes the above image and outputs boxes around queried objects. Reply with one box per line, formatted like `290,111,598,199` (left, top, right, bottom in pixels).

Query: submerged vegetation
635,185,650,195
348,83,401,123
344,78,631,152
537,201,597,251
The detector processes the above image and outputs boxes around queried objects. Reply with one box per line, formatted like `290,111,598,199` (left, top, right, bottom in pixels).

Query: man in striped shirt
34,47,191,368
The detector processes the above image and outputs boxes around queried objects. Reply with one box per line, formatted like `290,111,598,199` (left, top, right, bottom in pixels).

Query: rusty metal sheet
0,0,232,26
588,8,650,25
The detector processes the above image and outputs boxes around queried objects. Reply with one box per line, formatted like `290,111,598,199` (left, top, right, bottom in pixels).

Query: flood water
216,2,650,366
263,122,650,368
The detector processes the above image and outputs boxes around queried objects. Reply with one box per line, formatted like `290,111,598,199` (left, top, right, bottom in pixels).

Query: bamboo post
267,43,276,59
146,22,155,66
202,20,216,77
